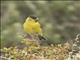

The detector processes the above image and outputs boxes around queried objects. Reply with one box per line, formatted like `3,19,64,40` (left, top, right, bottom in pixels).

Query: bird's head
28,16,39,22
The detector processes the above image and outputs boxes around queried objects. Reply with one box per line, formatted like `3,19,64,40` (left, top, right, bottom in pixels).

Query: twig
0,56,11,60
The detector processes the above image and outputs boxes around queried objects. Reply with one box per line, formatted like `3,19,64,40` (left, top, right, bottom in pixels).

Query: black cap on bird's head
29,15,39,22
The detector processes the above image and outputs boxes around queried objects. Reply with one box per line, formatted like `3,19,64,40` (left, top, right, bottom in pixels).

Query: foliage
1,34,80,60
1,1,80,47
0,38,70,60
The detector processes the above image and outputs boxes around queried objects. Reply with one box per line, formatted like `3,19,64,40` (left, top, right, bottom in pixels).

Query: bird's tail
38,35,47,40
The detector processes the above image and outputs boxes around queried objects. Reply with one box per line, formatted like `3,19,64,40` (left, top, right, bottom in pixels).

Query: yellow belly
23,23,33,33
23,21,42,35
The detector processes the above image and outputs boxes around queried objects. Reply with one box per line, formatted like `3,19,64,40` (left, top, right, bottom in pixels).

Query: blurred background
1,1,80,48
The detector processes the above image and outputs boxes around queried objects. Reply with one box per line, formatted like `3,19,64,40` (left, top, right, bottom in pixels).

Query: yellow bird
23,16,46,40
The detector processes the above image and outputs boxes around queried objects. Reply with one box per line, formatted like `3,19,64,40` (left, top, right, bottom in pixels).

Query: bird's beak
35,18,39,22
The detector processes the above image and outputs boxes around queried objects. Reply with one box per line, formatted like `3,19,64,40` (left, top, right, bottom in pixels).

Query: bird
23,16,46,40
